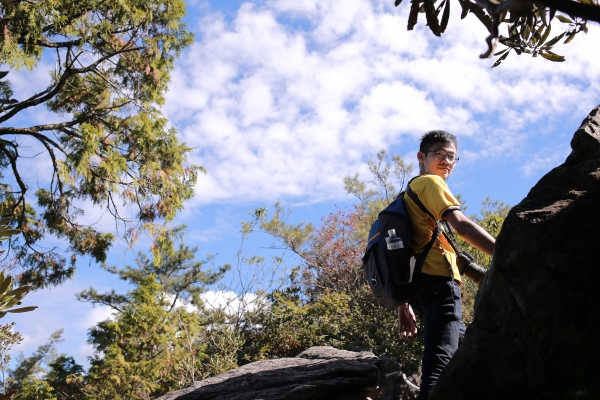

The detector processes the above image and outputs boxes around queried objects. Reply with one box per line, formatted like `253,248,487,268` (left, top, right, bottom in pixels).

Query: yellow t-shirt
404,174,462,282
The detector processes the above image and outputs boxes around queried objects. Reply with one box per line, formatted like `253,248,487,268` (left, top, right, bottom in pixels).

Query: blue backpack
362,184,442,309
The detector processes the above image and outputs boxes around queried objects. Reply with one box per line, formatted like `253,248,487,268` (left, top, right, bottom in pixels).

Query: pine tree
0,0,200,288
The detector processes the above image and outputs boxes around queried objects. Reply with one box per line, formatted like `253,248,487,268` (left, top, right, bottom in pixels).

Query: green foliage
344,149,414,226
245,287,424,370
243,203,314,253
9,330,65,390
0,272,37,319
6,330,84,399
84,275,196,399
77,245,230,312
12,377,56,400
6,257,238,400
0,0,200,288
452,198,510,324
244,289,353,358
0,323,22,396
83,274,239,400
77,247,238,399
200,326,244,378
45,355,85,400
8,348,85,400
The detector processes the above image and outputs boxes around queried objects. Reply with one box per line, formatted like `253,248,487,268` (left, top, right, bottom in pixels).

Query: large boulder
156,346,419,400
430,106,600,399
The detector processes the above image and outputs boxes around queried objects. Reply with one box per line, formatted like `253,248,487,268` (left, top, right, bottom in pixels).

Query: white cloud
520,146,571,177
201,290,262,314
77,305,115,329
165,0,599,208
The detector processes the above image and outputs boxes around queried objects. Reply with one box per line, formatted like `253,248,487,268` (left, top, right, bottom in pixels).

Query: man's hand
398,303,417,339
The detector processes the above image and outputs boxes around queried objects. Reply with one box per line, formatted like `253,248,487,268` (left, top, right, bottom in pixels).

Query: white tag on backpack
409,256,416,282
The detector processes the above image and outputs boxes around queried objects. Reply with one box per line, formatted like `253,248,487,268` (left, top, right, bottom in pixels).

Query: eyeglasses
425,150,459,163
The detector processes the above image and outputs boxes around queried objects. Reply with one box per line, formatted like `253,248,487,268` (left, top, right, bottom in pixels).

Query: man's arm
444,209,495,256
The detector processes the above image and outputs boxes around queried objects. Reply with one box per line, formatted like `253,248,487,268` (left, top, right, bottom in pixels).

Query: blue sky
6,0,600,368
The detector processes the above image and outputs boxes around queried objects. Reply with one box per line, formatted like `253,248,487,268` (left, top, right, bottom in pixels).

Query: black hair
419,130,457,153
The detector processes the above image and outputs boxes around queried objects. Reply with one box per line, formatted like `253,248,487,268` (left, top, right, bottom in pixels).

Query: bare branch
0,127,69,154
0,145,27,226
0,45,144,124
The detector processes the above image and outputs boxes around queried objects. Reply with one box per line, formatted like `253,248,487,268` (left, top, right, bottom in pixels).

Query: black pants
410,275,466,400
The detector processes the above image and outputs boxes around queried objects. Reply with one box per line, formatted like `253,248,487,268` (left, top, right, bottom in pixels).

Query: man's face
417,141,457,180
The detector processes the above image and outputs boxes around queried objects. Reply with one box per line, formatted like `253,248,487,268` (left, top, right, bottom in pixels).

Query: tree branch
472,0,600,57
0,145,27,226
38,139,66,198
0,45,144,124
21,38,84,48
0,127,69,154
538,0,600,22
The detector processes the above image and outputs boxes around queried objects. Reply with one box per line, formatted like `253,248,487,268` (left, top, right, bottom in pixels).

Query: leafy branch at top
395,0,599,66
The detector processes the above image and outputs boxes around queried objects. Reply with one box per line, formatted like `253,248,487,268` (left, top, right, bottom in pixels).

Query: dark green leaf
440,0,451,33
460,0,469,19
521,21,532,41
549,8,556,23
532,23,545,44
539,7,548,26
540,50,566,62
436,0,446,13
556,15,573,23
408,0,421,30
564,32,576,44
6,306,38,313
582,25,589,33
4,286,33,299
395,0,403,6
0,275,12,295
544,32,566,47
537,24,552,47
469,4,493,32
579,0,594,5
526,14,533,33
491,51,510,68
424,0,441,36
494,48,508,56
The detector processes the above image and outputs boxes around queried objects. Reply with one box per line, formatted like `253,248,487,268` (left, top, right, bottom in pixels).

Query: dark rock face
156,346,419,400
430,106,600,400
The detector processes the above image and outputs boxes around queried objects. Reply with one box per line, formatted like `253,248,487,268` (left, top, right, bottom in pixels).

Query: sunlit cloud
165,0,600,207
520,146,571,177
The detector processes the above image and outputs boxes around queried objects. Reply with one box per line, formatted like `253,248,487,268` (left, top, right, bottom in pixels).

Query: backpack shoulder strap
406,178,464,254
441,220,462,253
405,179,436,221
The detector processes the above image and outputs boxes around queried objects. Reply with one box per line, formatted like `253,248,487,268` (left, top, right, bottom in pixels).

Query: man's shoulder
410,174,450,191
408,175,460,219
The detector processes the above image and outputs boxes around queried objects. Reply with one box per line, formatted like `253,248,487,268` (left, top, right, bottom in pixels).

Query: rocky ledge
156,346,420,400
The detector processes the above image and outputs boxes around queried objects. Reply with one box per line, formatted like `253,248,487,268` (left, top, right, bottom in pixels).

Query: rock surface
430,106,600,399
156,346,418,400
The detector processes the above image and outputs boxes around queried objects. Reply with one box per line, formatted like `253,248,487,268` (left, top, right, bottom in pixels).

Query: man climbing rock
399,130,495,400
